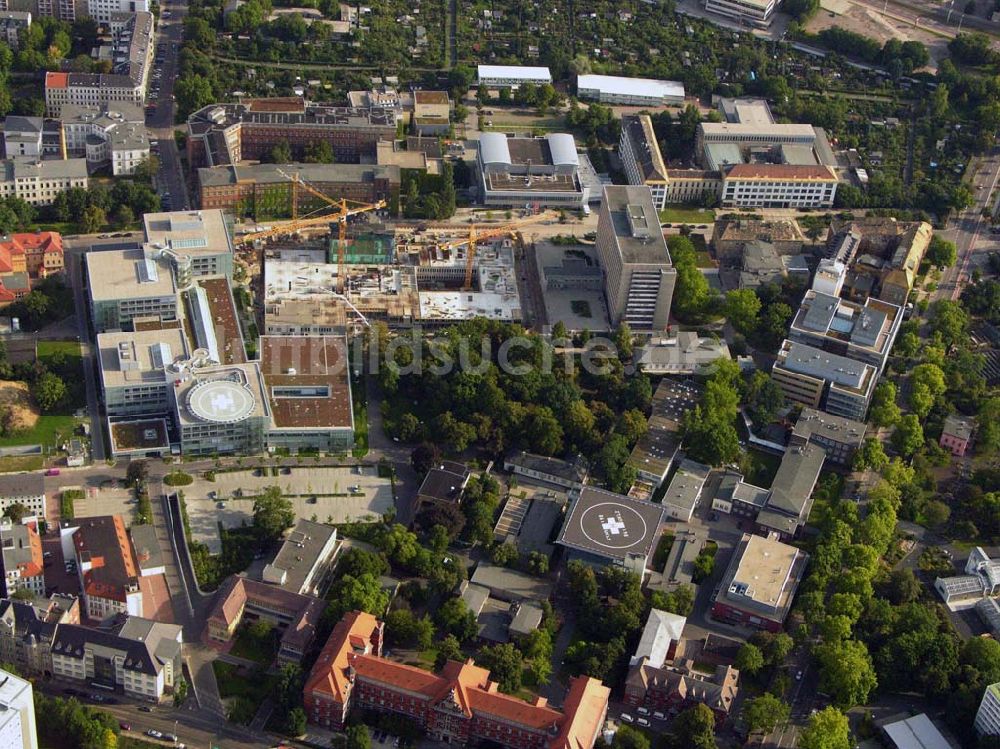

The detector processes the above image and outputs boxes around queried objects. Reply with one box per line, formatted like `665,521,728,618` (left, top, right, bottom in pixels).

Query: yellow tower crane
237,170,386,292
421,211,555,289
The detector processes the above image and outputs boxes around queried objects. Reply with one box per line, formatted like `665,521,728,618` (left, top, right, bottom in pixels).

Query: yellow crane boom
236,169,385,292
426,211,554,289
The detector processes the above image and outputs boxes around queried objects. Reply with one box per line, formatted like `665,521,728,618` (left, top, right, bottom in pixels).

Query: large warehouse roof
478,65,552,82
577,74,684,100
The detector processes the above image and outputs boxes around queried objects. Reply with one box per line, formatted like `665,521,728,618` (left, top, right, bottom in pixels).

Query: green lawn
0,414,78,449
213,661,275,700
0,339,89,450
659,205,716,224
37,341,83,359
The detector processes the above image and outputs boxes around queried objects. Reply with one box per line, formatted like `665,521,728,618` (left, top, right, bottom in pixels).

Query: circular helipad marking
186,379,255,423
578,502,648,550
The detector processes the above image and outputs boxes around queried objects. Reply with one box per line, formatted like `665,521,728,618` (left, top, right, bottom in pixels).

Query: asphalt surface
937,150,1000,302
147,0,191,212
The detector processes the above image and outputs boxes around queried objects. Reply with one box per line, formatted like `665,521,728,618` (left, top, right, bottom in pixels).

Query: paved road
937,150,1000,303
39,678,268,749
147,0,190,211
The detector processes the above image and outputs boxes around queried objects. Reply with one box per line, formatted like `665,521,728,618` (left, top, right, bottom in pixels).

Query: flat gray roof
129,524,163,572
87,248,176,303
470,562,553,603
142,209,233,259
791,407,866,446
267,518,338,593
601,185,672,266
779,340,872,389
767,443,825,519
98,328,189,389
662,459,710,515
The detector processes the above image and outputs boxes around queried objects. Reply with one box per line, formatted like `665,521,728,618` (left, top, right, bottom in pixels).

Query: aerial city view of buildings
0,0,993,749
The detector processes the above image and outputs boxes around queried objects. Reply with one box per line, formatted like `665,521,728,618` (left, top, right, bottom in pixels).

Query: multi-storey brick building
304,611,610,749
196,162,399,219
186,98,397,168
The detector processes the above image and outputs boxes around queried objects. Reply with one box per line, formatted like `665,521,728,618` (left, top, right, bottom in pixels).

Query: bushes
60,489,82,521
163,470,193,486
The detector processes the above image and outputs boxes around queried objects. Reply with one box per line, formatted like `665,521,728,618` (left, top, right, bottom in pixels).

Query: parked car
146,730,162,739
620,714,634,724
44,469,60,476
652,711,666,721
139,706,154,713
637,718,651,728
636,707,650,716
119,722,132,731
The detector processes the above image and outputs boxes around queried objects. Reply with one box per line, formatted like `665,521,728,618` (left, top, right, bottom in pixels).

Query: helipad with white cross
557,486,664,565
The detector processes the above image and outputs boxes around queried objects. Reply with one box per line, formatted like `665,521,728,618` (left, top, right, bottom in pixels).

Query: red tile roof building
205,575,322,664
70,515,143,620
304,612,610,749
0,232,63,307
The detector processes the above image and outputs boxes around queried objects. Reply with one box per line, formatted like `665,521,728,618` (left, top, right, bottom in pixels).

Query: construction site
233,170,553,331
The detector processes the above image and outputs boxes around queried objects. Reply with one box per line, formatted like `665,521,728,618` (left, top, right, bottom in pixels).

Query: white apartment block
703,0,778,27
0,157,88,206
721,165,838,209
87,0,147,23
477,64,552,88
0,669,36,749
0,476,45,522
45,73,143,118
976,683,1000,736
61,103,149,176
50,617,182,702
577,75,684,107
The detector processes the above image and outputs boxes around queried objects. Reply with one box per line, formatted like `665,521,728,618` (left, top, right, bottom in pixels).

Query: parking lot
67,486,138,523
184,466,394,552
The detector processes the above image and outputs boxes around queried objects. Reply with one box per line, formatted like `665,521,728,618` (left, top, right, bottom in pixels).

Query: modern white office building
772,339,878,421
477,132,588,208
977,683,1000,736
703,0,779,27
97,328,191,417
577,75,684,107
721,164,838,209
596,185,676,330
87,248,178,332
477,64,552,88
0,668,36,749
